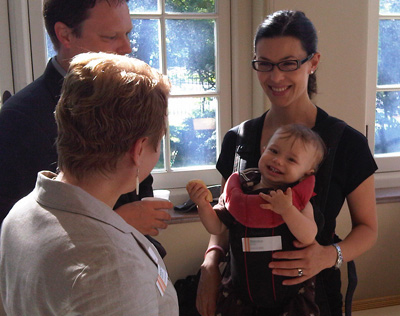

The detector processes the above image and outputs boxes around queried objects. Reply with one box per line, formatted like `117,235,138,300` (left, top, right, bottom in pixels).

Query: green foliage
129,0,216,90
166,0,215,13
375,92,400,153
170,109,216,167
129,0,218,167
166,19,216,90
377,20,400,85
129,19,160,69
375,9,400,153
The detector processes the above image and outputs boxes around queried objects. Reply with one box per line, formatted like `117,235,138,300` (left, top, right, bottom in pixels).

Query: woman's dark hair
43,0,129,51
254,10,318,98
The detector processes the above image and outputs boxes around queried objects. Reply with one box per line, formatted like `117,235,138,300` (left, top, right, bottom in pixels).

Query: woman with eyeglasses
196,10,378,316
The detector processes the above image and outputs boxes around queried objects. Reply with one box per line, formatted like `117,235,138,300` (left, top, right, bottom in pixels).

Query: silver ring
297,268,303,277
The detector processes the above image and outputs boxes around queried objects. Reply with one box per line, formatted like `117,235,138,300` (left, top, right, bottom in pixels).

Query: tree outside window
129,0,218,170
376,0,400,154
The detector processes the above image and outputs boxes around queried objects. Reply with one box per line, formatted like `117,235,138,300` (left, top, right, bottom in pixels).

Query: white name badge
242,236,282,252
156,264,169,296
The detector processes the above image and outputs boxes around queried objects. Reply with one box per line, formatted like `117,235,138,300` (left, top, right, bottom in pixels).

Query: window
376,2,400,156
128,0,231,189
367,0,400,187
376,1,400,160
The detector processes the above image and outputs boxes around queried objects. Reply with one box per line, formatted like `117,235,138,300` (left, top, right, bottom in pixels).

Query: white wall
268,0,369,132
337,202,400,300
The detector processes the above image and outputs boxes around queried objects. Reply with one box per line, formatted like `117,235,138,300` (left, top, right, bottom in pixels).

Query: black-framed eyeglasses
252,53,315,72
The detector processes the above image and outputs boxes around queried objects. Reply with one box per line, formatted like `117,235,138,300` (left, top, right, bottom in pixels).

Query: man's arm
0,105,58,222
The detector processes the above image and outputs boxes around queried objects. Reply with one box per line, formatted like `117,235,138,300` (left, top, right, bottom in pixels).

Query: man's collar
51,56,67,77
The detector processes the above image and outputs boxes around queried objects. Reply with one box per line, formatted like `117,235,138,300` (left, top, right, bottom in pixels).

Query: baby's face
258,135,317,187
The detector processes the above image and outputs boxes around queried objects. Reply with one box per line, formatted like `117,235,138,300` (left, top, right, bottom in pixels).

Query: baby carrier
220,171,316,308
232,114,354,316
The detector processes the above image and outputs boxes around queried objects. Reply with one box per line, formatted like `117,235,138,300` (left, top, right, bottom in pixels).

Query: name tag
156,264,169,296
242,236,282,252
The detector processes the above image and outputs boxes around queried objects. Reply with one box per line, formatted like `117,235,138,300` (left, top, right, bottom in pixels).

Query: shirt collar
34,171,137,234
51,56,67,77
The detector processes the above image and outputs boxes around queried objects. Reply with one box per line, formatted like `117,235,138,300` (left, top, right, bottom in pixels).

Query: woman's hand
269,240,337,285
269,175,378,286
196,252,222,316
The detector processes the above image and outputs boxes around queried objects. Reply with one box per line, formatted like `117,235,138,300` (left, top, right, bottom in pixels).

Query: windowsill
166,209,200,225
164,186,220,225
375,187,400,204
165,186,400,225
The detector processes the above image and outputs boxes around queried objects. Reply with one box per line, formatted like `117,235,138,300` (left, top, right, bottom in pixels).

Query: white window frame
366,0,400,189
7,0,33,92
130,0,232,190
30,0,49,79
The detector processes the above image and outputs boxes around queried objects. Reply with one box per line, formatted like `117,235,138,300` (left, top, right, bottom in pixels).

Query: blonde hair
273,124,326,171
55,52,170,180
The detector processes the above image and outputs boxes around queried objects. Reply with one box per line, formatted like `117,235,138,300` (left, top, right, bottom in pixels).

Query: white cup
153,189,171,200
141,196,171,234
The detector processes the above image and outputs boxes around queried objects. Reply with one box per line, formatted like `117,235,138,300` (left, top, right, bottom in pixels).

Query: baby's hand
259,188,293,215
186,179,213,207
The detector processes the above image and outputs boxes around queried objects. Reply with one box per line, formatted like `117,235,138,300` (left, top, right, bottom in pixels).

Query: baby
187,123,326,315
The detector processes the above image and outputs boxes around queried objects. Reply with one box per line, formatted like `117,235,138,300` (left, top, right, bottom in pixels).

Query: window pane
377,19,400,85
166,19,216,93
169,97,217,168
165,0,215,13
46,33,56,59
129,19,160,71
128,0,159,13
375,91,400,154
380,0,400,14
154,138,166,170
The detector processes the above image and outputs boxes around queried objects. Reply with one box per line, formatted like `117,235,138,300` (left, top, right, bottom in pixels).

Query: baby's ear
308,169,316,176
300,169,315,181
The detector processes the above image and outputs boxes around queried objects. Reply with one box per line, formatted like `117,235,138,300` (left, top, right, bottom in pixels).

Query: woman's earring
310,70,314,74
136,169,140,196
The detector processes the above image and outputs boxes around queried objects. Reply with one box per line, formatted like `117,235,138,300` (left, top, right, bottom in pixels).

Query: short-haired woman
0,52,178,316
